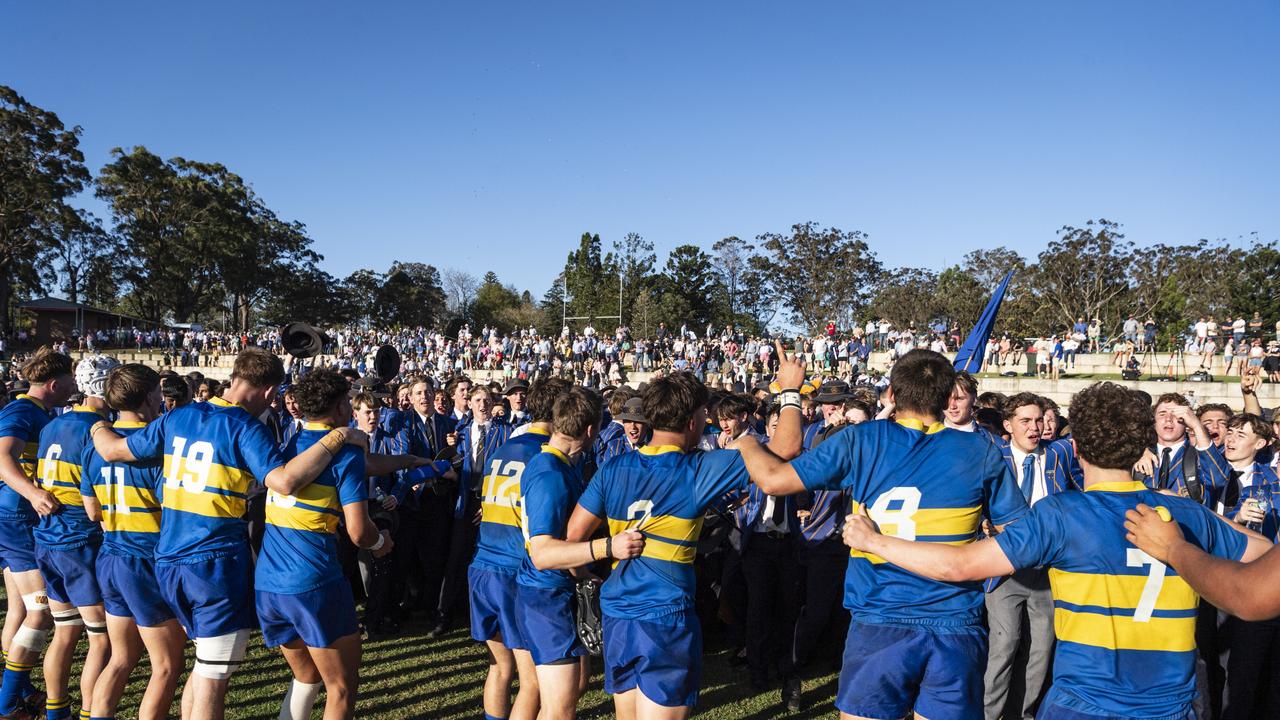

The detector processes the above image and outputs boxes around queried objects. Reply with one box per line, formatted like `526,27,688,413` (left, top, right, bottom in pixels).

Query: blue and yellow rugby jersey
125,396,284,563
472,428,550,572
34,407,106,548
257,424,366,594
0,395,53,516
994,481,1247,717
790,418,1026,626
517,445,583,591
577,445,749,620
81,423,163,558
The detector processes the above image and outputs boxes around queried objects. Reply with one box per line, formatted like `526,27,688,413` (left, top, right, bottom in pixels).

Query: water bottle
1249,497,1271,532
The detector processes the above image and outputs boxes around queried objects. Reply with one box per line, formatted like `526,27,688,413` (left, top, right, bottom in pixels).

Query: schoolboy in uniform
82,363,185,720
258,370,393,720
842,382,1271,719
736,349,1027,720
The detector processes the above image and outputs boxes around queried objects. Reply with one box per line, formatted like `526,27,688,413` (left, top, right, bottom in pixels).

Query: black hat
813,380,852,404
282,323,327,359
752,380,771,393
373,345,401,383
7,379,30,397
614,396,646,424
352,374,391,399
503,378,529,395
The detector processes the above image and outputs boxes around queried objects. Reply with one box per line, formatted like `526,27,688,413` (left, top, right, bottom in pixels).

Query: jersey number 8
866,486,923,541
164,437,214,494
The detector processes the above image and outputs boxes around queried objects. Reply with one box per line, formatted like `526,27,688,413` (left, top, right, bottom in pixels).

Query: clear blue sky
5,1,1277,298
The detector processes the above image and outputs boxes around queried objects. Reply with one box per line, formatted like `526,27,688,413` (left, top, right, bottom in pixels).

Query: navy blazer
996,437,1082,497
985,437,1080,592
1137,440,1231,508
454,416,513,518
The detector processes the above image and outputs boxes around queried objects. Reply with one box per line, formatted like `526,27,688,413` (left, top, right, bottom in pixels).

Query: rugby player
566,341,804,720
842,382,1271,719
83,364,185,720
468,376,568,720
32,356,119,720
0,348,78,720
257,369,393,720
735,349,1027,720
519,387,644,720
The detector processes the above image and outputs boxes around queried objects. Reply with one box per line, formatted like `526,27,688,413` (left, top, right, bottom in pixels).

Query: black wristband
605,535,613,560
588,540,597,562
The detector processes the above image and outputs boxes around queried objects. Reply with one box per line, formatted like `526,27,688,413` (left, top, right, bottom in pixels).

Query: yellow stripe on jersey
18,442,39,479
92,484,160,513
1049,568,1199,617
848,504,981,564
36,458,86,505
608,514,702,565
165,485,246,518
264,483,341,534
852,538,971,564
481,500,521,527
1054,607,1197,653
160,454,251,518
100,509,161,534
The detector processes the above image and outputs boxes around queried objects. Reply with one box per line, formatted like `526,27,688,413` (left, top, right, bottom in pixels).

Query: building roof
18,297,161,326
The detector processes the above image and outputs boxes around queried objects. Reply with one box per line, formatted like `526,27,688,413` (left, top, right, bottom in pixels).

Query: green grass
32,611,841,719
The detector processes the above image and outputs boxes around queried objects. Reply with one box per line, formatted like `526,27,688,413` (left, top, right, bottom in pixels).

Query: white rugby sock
278,679,322,720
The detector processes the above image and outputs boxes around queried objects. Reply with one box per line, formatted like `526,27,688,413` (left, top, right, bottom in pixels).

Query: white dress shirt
1010,444,1048,506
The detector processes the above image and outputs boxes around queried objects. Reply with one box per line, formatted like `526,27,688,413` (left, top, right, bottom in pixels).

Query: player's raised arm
731,340,808,494
763,339,806,460
843,507,1016,582
1126,503,1280,621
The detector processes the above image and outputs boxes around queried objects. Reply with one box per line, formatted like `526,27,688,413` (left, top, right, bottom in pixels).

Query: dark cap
503,378,530,395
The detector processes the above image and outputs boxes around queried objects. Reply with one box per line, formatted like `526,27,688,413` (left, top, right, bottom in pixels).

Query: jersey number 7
1125,548,1166,623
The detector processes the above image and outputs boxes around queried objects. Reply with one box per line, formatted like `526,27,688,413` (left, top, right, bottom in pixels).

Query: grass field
33,611,842,719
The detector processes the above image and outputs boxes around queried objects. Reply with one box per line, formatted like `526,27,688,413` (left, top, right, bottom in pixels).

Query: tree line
3,85,1277,341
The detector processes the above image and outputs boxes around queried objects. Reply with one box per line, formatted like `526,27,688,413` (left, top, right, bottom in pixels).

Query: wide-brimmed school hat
373,344,401,383
813,380,853,404
615,396,646,423
503,378,529,395
282,322,327,359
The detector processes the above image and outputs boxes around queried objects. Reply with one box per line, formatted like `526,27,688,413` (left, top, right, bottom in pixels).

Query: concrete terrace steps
64,348,1276,411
